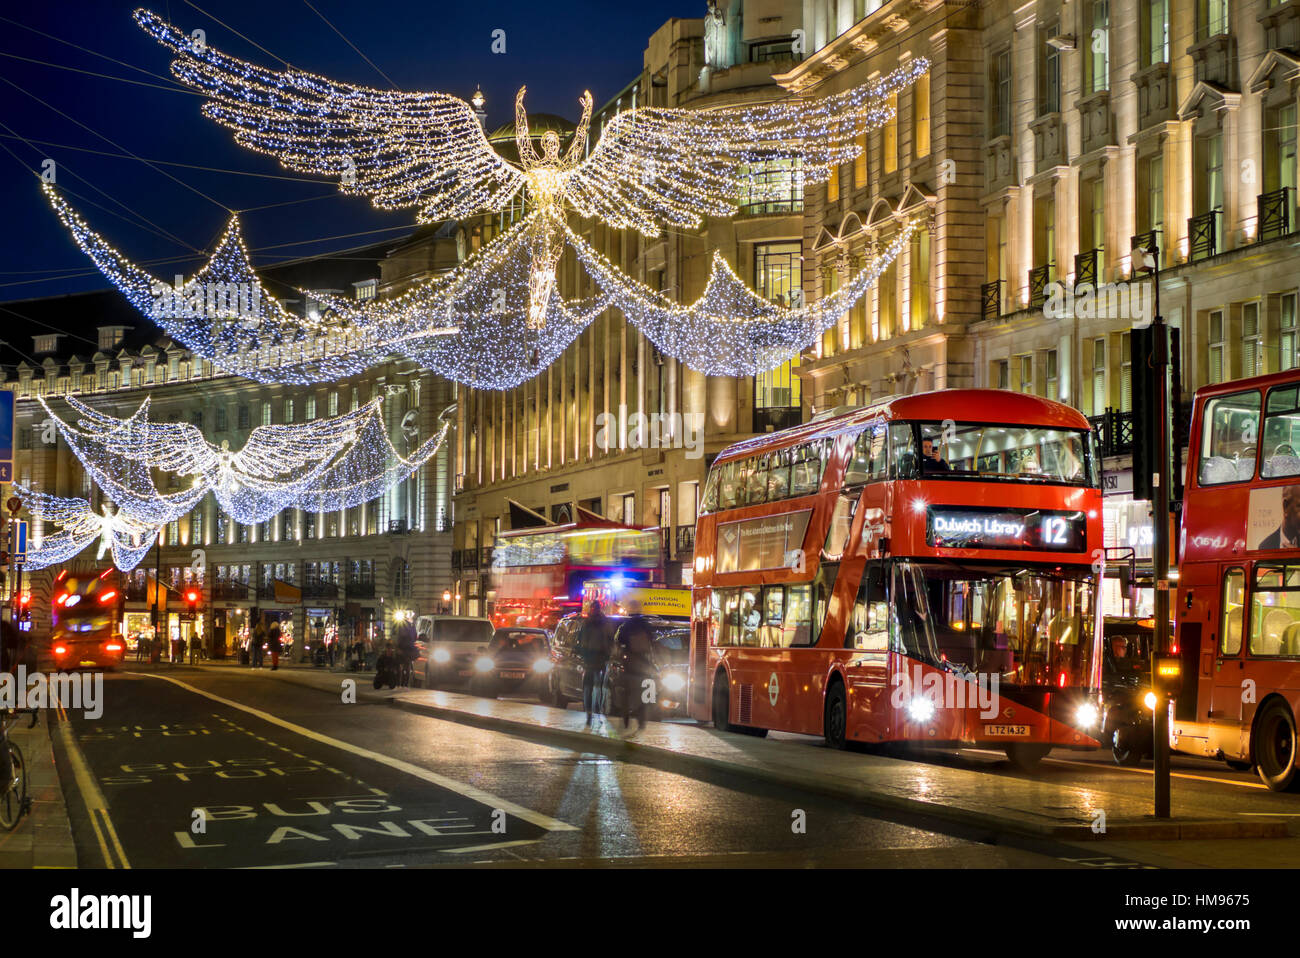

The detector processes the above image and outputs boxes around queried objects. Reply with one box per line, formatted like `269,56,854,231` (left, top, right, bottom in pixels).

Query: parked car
413,616,496,688
602,621,690,719
541,612,688,713
469,628,552,698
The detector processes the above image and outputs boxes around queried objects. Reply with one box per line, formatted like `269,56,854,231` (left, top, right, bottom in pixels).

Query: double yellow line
53,705,130,869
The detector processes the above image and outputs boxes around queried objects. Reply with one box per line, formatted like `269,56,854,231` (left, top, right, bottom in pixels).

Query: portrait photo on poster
1248,484,1300,550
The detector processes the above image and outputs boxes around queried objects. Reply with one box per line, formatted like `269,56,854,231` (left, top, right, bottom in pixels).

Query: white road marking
441,839,542,854
139,672,577,832
57,718,130,868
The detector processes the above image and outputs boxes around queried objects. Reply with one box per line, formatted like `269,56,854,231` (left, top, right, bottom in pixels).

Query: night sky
0,0,694,308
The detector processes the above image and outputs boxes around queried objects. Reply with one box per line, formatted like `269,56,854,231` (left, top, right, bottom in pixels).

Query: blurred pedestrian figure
175,635,186,664
618,604,655,735
268,619,282,670
577,600,613,727
327,637,337,668
396,622,417,687
251,618,266,668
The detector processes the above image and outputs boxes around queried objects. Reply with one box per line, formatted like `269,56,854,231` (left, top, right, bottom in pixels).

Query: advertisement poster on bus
1247,484,1300,550
717,509,811,573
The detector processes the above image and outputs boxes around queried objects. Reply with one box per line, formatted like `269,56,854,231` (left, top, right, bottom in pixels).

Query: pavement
0,708,77,868
185,660,1295,848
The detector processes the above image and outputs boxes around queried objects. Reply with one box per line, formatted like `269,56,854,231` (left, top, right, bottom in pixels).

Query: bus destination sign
926,506,1086,552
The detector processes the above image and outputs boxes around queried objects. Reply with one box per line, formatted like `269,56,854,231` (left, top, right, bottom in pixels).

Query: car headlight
1143,691,1158,711
432,648,451,664
907,697,935,722
474,656,495,673
662,672,685,693
532,658,554,673
1075,702,1099,729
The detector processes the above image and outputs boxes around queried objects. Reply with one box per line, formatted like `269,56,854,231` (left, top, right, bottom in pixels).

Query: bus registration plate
501,671,527,680
983,724,1030,736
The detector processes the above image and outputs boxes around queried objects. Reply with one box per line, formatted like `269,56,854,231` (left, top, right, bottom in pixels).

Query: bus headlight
432,648,451,664
1143,691,1158,711
1075,702,1099,729
907,697,935,723
662,672,686,693
474,656,495,673
532,658,554,674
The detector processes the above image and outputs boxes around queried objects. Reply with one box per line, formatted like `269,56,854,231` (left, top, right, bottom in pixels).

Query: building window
755,241,802,307
1016,354,1034,394
262,401,273,426
1039,24,1061,115
1243,302,1262,378
909,230,930,331
1091,338,1107,414
990,49,1012,139
877,259,898,340
821,269,839,358
1197,132,1225,215
1208,310,1227,383
190,410,203,430
994,359,1010,390
215,406,227,431
237,404,250,430
827,164,840,203
284,398,294,423
913,72,930,159
739,158,804,214
1045,349,1059,399
1282,293,1299,371
1265,103,1298,198
168,521,179,546
853,134,867,189
1197,0,1229,40
883,92,898,173
305,395,317,421
1087,0,1110,93
192,509,203,544
1120,331,1133,412
329,392,339,417
1142,0,1170,66
1034,194,1057,281
1139,153,1165,240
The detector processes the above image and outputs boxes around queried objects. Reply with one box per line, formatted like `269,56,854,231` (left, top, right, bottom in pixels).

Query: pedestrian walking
618,607,655,735
251,618,266,668
175,636,186,664
327,638,337,668
577,600,613,727
396,622,417,687
268,619,283,670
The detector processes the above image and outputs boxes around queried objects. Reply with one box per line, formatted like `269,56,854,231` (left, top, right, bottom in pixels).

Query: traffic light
185,588,200,614
1130,325,1181,502
17,593,30,622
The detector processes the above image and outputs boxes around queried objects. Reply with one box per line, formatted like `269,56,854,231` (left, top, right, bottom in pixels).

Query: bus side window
767,447,792,501
890,423,918,479
738,588,762,646
811,561,841,646
746,454,770,505
1262,385,1300,479
1199,390,1261,485
783,585,812,647
869,424,889,480
709,590,724,646
701,467,720,514
1248,565,1300,656
791,441,823,496
1221,568,1244,656
846,429,873,485
849,563,888,650
761,586,785,648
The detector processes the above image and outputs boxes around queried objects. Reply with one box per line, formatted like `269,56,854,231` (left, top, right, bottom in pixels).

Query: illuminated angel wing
562,61,927,236
135,9,524,222
230,400,380,479
62,395,221,477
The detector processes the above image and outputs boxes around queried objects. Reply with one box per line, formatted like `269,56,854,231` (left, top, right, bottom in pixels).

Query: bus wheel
1254,700,1300,792
823,682,848,750
712,676,732,732
1005,743,1051,770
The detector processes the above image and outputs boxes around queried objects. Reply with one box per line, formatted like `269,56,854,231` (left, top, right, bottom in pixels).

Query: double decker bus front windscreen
915,422,1097,486
892,561,1099,691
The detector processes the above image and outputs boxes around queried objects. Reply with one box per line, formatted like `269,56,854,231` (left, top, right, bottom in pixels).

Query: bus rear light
1057,672,1067,689
54,646,67,656
98,590,117,604
105,643,122,652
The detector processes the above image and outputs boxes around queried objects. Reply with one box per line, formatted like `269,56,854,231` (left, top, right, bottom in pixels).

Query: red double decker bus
1171,369,1300,790
688,389,1105,769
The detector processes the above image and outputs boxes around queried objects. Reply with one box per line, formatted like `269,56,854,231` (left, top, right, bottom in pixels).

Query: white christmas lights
15,485,161,572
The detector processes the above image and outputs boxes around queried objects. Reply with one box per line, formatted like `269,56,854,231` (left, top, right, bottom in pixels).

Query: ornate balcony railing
1089,408,1135,457
981,280,1002,320
212,582,248,601
345,582,375,600
1258,187,1292,243
1028,265,1052,309
302,582,338,600
1188,209,1220,263
387,519,409,534
1074,248,1102,288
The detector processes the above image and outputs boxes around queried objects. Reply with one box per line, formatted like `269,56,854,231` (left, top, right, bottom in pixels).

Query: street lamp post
1133,234,1172,819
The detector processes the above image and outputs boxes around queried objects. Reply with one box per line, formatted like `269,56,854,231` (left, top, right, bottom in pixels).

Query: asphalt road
49,668,1125,868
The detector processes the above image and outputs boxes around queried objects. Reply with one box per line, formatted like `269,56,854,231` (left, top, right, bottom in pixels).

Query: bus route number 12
1040,516,1070,546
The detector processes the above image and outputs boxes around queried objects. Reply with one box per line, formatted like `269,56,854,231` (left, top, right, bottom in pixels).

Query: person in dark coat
268,620,283,670
617,608,656,735
251,618,266,668
577,601,613,727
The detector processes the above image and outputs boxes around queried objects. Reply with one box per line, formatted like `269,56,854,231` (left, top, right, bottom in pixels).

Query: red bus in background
1171,369,1300,790
489,519,661,632
688,389,1105,769
49,568,126,671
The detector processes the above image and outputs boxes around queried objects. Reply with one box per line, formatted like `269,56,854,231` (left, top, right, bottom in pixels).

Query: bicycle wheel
0,742,27,831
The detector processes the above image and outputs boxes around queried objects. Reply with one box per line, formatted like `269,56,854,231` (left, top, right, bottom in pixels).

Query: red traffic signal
185,589,200,611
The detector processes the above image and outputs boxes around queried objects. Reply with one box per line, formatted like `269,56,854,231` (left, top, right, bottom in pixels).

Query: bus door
844,559,890,740
1210,566,1248,741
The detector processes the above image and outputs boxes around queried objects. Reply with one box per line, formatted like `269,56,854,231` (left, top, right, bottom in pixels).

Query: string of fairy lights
18,394,451,571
